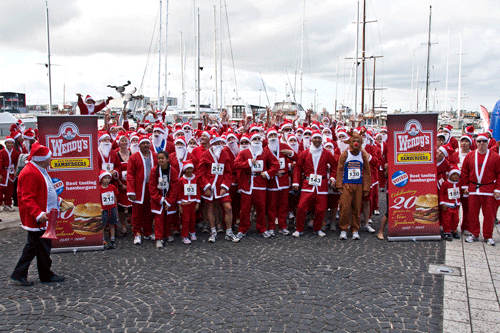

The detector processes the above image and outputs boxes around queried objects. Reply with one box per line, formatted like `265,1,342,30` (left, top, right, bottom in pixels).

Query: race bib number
448,187,460,200
184,184,197,196
251,160,264,172
7,165,14,175
279,157,286,170
348,168,361,180
211,163,224,175
308,174,322,187
101,191,115,206
158,176,169,190
102,163,114,172
121,171,127,181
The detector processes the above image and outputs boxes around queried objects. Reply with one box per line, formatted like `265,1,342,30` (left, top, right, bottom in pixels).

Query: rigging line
224,0,238,98
139,3,161,95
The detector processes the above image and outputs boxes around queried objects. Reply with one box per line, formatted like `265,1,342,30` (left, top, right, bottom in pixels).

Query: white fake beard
444,132,451,143
338,141,349,153
99,142,112,158
211,145,223,159
187,145,195,153
85,103,95,114
130,143,140,154
24,140,31,153
295,133,303,142
175,146,186,160
184,130,193,142
250,142,263,157
228,141,240,155
153,135,163,147
323,134,333,141
260,133,265,140
289,142,299,153
268,138,279,153
303,136,311,149
309,144,323,155
240,144,250,150
382,134,388,142
19,124,26,133
110,133,118,141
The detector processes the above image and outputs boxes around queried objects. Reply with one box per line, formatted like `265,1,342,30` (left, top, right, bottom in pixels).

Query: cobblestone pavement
0,195,444,333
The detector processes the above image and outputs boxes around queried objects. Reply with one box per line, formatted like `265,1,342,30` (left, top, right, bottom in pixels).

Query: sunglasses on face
477,140,488,143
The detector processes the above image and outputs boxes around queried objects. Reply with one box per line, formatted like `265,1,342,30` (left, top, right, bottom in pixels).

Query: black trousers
11,230,54,282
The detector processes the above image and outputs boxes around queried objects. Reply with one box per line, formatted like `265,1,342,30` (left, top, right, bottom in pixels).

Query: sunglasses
477,140,488,143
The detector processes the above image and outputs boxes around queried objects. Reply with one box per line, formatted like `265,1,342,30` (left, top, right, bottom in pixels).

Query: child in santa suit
100,170,119,249
177,160,200,244
439,165,461,241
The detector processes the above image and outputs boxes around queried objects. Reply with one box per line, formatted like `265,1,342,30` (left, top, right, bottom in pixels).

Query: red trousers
441,206,460,233
295,191,327,232
372,184,379,211
1,181,14,206
223,185,240,224
327,193,340,210
131,187,153,236
468,195,496,239
266,189,289,230
378,170,386,188
154,211,174,240
460,196,469,232
239,190,267,234
180,202,197,238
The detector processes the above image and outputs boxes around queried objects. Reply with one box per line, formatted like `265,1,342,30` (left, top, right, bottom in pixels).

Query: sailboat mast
164,0,168,107
180,32,185,109
354,0,359,117
219,0,223,110
158,0,162,110
214,5,218,113
444,28,450,113
45,0,53,114
196,8,201,119
300,0,305,106
425,5,432,113
361,0,366,115
458,32,463,116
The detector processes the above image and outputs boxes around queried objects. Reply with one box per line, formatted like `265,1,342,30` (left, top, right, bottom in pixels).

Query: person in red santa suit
127,135,157,245
442,124,459,151
436,143,453,190
456,135,472,235
439,165,462,241
149,151,179,248
234,132,279,238
461,132,500,246
486,129,497,150
177,160,200,244
221,130,241,228
292,130,338,237
151,124,174,154
361,130,381,233
464,126,477,151
192,131,211,161
76,93,113,115
0,136,20,211
11,142,65,286
265,128,297,236
374,132,388,193
97,131,121,180
23,128,37,153
115,133,132,236
323,139,341,231
197,133,240,243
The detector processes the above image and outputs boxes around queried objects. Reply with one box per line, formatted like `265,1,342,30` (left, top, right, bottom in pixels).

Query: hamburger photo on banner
413,194,439,224
71,203,103,235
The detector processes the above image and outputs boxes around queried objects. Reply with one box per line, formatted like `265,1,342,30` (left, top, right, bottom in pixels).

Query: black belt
472,181,494,190
246,172,261,177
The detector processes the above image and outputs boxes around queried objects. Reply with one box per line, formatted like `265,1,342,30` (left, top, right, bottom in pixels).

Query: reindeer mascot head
345,128,366,154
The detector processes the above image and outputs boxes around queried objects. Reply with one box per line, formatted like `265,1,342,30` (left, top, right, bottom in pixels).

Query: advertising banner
387,113,441,241
38,116,103,252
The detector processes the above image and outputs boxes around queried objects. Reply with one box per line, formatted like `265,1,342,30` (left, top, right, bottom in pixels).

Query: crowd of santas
94,108,387,248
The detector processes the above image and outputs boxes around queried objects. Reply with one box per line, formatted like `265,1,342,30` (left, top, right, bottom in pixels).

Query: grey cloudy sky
2,0,500,114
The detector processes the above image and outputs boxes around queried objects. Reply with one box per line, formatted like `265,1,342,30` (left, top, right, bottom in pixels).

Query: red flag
480,105,490,130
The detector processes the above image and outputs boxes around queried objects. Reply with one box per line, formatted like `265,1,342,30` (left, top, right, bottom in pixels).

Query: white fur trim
32,151,52,162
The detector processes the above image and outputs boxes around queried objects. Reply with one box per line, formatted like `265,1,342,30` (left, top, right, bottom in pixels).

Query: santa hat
487,129,493,137
280,121,293,131
447,164,461,177
437,132,446,139
476,132,489,142
322,117,330,124
9,124,17,132
4,135,15,143
10,130,22,140
28,142,52,162
226,129,238,142
287,134,297,143
98,131,110,142
249,124,260,133
321,127,332,134
23,128,36,140
250,132,261,141
380,127,387,133
99,170,112,181
210,131,223,145
303,127,313,135
375,132,383,139
438,143,455,157
465,126,475,135
311,130,322,140
182,123,192,130
138,135,150,145
182,159,194,171
443,125,453,133
460,134,473,145
175,136,187,146
173,128,185,137
85,95,94,103
337,129,349,139
153,124,165,134
324,139,334,149
266,128,278,138
311,122,321,130
240,133,251,143
129,132,139,142
295,126,304,133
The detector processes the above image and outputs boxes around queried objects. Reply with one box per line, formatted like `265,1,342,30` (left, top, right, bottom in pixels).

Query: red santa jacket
0,147,20,186
18,161,61,231
447,151,460,166
364,144,381,186
126,150,157,204
177,174,201,204
293,147,338,195
169,151,197,179
461,150,500,196
150,139,175,155
149,164,179,215
222,146,239,186
234,147,279,195
197,148,233,200
439,179,461,208
77,96,108,115
98,149,121,180
265,142,298,190
437,158,450,190
192,145,209,162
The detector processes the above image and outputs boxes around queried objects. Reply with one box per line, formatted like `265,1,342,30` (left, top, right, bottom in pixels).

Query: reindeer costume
336,130,371,237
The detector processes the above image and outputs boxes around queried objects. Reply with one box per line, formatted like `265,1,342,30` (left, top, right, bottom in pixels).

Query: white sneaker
190,233,197,241
208,232,217,243
133,235,141,245
166,236,174,243
287,212,295,220
366,225,376,233
262,230,272,238
279,228,290,236
352,231,360,240
236,232,246,239
268,229,276,237
225,230,240,243
182,237,191,245
307,221,314,229
317,230,326,237
373,210,380,215
3,205,14,212
144,234,155,241
465,235,477,243
462,230,472,236
339,231,347,240
486,238,496,246
292,231,301,238
156,240,164,248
